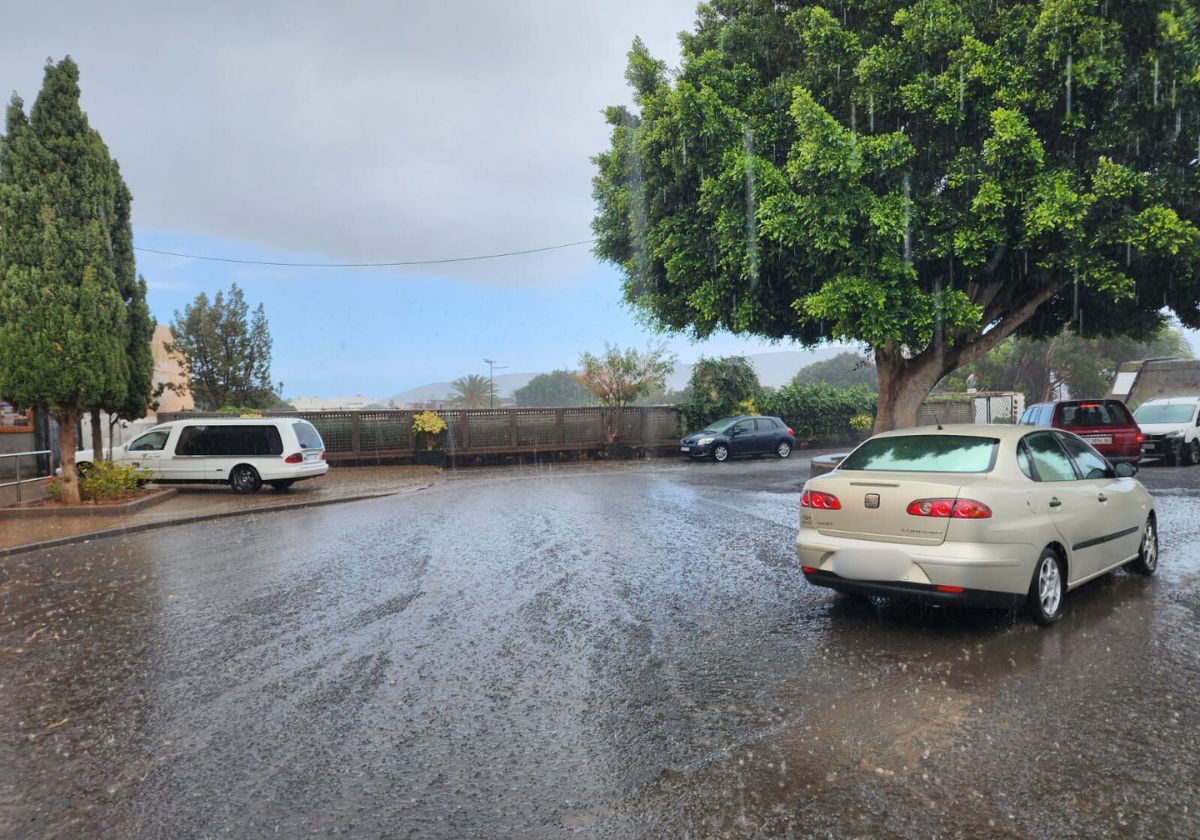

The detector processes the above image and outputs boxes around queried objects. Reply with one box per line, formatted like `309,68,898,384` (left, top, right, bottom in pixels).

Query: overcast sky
2,0,806,396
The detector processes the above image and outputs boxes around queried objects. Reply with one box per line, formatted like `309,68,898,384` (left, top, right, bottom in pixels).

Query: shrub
759,383,877,441
49,460,153,503
849,413,875,433
412,410,447,450
680,356,761,431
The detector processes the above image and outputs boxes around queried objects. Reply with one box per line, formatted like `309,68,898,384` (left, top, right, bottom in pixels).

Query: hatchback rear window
839,435,999,473
1059,402,1134,427
293,421,324,450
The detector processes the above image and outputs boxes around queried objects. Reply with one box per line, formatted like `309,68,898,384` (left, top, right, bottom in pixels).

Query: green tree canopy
680,355,762,430
449,373,497,408
0,57,135,502
594,1,1200,431
166,284,276,410
939,323,1194,405
792,351,878,391
514,369,596,407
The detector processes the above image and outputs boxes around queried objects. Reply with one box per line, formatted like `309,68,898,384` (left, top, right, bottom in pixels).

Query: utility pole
483,358,507,408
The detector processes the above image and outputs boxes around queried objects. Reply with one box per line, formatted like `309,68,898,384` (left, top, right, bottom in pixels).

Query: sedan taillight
801,490,841,510
906,498,992,518
284,453,303,464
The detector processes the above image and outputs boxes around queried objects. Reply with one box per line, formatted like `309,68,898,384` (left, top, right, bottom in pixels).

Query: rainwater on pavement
1,456,1197,838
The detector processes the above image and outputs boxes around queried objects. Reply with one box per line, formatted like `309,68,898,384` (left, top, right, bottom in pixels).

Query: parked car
1132,397,1200,466
680,415,795,462
72,417,329,493
1018,399,1143,465
795,424,1157,626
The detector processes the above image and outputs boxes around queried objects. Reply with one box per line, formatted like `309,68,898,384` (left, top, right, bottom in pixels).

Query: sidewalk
0,465,441,557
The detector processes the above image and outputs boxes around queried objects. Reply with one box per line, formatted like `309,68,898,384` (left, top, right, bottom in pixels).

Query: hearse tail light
284,453,303,464
321,451,327,461
801,490,841,510
906,498,992,518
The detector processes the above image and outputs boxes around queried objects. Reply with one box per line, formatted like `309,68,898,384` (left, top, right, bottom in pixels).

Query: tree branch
955,284,1061,369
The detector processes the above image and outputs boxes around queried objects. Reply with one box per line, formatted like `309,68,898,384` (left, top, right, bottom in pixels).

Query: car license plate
1082,435,1112,445
304,452,321,462
680,446,690,452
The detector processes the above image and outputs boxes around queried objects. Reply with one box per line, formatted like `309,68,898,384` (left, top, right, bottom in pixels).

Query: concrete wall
1108,359,1200,407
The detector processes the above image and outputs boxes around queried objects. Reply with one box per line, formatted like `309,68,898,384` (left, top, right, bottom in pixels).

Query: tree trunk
873,350,953,433
56,410,81,504
90,407,104,462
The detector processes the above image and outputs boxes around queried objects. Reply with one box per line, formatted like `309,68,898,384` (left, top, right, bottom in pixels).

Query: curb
0,488,177,518
0,481,438,559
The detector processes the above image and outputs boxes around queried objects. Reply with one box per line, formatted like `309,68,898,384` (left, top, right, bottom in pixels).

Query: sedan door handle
1048,497,1062,508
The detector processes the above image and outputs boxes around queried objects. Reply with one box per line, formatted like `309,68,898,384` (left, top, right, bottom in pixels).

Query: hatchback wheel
230,464,262,494
1027,548,1064,626
1129,517,1158,575
713,444,729,463
776,441,792,459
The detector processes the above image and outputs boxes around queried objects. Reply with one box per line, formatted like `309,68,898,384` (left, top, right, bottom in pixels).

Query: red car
1018,399,1143,464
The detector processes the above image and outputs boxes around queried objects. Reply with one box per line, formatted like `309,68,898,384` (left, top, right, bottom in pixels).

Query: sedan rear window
839,435,999,473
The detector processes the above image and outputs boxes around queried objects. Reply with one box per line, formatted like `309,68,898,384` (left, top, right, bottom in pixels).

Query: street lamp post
483,358,507,408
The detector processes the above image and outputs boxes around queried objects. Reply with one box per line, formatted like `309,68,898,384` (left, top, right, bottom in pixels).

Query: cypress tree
0,57,130,503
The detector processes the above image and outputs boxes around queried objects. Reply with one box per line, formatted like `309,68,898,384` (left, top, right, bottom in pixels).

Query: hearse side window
176,425,207,456
174,425,283,457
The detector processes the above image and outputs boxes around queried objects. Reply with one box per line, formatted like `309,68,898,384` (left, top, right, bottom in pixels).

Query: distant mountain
391,372,539,404
388,348,850,405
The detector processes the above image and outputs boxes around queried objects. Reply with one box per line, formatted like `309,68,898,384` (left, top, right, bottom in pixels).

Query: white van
1132,397,1200,466
74,417,329,493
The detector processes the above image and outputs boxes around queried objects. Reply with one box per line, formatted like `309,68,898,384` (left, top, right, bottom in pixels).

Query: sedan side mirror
1114,461,1137,478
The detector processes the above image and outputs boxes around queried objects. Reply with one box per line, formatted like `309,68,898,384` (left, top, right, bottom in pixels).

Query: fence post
461,410,469,449
350,412,362,456
15,455,21,503
640,407,650,446
406,411,416,453
508,408,518,448
555,409,565,446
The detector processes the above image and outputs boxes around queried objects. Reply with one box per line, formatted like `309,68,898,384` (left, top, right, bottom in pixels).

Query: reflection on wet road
1,458,1198,837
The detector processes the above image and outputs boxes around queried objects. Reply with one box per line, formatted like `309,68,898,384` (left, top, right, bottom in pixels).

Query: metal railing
0,450,52,503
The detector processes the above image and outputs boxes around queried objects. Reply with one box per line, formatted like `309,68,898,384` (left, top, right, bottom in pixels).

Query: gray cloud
1,0,696,284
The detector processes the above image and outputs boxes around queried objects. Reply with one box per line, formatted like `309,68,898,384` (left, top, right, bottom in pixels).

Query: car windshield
1134,403,1195,424
839,435,999,473
701,418,739,434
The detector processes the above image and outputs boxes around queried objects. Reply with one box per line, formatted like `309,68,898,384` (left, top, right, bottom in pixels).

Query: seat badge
864,493,880,509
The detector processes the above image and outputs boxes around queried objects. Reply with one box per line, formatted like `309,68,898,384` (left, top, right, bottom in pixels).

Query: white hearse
74,417,329,493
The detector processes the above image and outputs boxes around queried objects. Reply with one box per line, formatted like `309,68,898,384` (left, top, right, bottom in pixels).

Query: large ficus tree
594,0,1200,431
0,57,135,503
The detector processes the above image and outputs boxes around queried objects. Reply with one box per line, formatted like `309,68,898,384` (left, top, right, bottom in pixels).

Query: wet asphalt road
1,454,1198,839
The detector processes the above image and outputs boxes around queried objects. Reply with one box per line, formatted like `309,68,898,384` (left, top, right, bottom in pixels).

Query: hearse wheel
230,464,262,494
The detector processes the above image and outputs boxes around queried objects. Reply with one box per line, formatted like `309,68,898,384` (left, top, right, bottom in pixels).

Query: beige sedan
796,424,1158,625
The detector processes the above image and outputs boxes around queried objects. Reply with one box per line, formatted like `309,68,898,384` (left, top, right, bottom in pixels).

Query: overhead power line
133,238,597,268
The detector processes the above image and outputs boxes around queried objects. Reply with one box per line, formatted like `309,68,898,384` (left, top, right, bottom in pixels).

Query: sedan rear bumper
801,568,1026,609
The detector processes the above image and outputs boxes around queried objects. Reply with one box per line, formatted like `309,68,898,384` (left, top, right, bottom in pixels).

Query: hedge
758,382,877,441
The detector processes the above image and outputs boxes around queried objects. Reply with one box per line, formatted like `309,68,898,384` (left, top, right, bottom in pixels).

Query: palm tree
449,373,496,409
